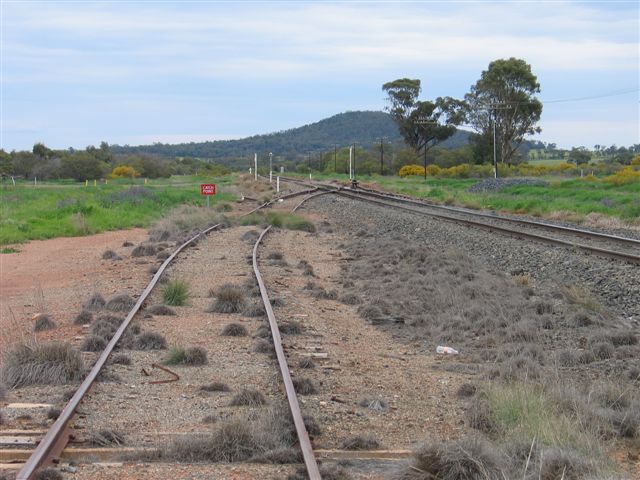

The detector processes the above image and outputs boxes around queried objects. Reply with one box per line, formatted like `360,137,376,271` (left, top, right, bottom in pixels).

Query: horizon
2,1,638,152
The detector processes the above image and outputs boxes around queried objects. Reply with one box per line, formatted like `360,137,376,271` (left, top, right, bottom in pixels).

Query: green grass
0,247,19,254
163,346,186,365
0,176,237,244
161,279,190,306
287,171,640,223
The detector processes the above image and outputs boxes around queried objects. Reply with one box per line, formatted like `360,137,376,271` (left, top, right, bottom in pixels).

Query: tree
568,147,591,165
111,165,139,178
383,78,465,179
464,58,543,168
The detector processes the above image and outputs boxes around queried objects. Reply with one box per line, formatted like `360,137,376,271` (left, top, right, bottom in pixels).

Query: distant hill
111,111,471,160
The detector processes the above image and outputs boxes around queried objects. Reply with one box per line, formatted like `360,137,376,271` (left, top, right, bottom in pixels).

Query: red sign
200,184,217,195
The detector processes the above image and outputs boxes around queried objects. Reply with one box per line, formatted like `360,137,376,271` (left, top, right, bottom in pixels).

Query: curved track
279,176,640,265
17,186,322,480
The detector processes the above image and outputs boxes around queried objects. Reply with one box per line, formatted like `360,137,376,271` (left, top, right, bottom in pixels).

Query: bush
208,284,245,313
34,314,56,332
131,244,157,257
340,435,379,450
399,164,426,178
102,249,122,260
147,304,176,316
1,342,84,388
221,323,248,337
162,279,189,306
81,335,107,352
184,347,208,365
133,332,167,350
604,166,640,186
74,310,93,325
230,389,266,406
84,293,105,311
200,382,230,392
105,294,136,312
293,378,318,395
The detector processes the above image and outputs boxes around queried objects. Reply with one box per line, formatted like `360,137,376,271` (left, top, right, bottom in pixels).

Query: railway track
278,176,640,265
9,185,323,480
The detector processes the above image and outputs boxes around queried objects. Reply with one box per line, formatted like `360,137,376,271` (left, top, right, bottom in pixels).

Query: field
0,176,236,245
301,172,640,225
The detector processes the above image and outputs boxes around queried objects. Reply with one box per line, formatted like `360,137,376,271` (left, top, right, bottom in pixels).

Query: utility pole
380,137,384,176
492,108,498,179
334,144,337,173
254,153,257,181
348,145,353,180
269,152,273,183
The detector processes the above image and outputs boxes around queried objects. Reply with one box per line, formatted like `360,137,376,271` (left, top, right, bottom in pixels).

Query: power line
480,86,639,109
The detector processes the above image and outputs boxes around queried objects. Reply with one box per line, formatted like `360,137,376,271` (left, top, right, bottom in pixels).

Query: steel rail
336,189,640,265
17,186,319,479
277,176,640,264
349,185,640,248
252,214,324,480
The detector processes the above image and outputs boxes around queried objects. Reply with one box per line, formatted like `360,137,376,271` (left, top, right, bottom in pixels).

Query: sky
1,0,638,152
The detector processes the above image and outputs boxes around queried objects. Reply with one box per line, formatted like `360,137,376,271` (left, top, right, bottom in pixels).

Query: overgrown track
16,186,321,480
281,176,640,265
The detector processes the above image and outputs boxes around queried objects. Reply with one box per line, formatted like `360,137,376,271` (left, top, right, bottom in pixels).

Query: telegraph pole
380,137,384,176
334,144,337,173
492,108,498,179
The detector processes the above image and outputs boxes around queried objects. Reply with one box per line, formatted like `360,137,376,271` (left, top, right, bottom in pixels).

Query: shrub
147,304,176,316
84,293,105,311
184,347,208,366
102,249,122,260
105,294,136,312
34,314,56,332
111,165,139,178
200,382,230,392
81,335,107,352
298,357,315,369
131,243,157,257
1,342,84,388
163,346,186,365
230,389,266,406
74,310,93,325
88,429,125,446
293,378,318,395
243,301,266,318
399,164,426,178
358,397,387,411
33,468,63,480
133,332,167,350
397,436,505,480
109,353,131,365
208,284,245,313
252,339,274,354
279,321,302,335
221,323,248,337
162,279,189,306
604,166,640,186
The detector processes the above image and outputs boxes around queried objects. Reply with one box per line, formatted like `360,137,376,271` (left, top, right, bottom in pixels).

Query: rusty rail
17,185,319,479
250,192,328,480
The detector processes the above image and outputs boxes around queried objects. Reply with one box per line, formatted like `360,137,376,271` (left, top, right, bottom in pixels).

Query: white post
34,176,37,186
276,176,280,193
269,171,272,183
254,153,258,181
280,166,284,173
249,167,252,175
269,152,273,183
349,146,353,180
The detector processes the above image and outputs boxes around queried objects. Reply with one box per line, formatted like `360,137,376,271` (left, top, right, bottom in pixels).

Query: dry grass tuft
131,244,157,257
537,447,592,480
358,397,388,411
288,465,351,480
133,331,167,350
457,383,477,398
102,249,122,260
84,293,106,311
34,314,56,332
221,323,248,337
340,434,380,450
298,357,315,369
81,335,107,352
46,407,61,420
147,304,176,316
279,320,302,335
73,310,93,325
208,284,246,313
88,429,125,446
395,436,505,480
292,377,318,395
109,353,131,365
105,294,135,312
242,300,266,318
33,468,63,480
1,342,84,388
253,339,274,354
254,325,271,339
184,347,208,365
230,389,266,407
200,382,230,392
